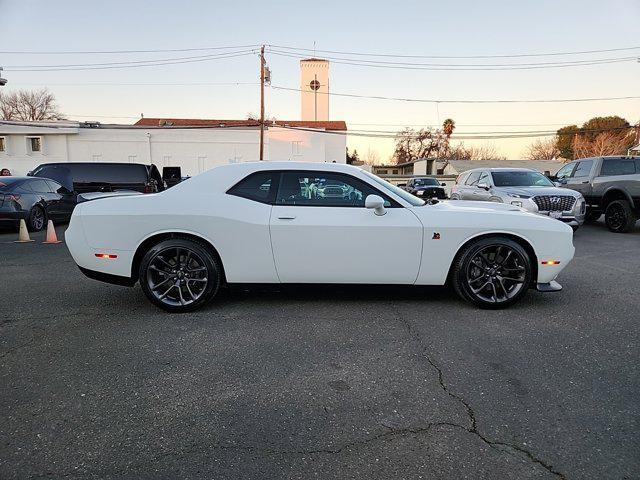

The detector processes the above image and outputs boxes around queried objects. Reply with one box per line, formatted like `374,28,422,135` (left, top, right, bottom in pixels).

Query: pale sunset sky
1,0,639,162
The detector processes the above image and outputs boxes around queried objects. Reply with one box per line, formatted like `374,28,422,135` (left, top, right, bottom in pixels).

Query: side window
29,179,52,193
572,160,593,178
600,158,636,176
478,172,490,185
227,171,278,204
555,163,575,179
465,172,481,186
276,171,392,208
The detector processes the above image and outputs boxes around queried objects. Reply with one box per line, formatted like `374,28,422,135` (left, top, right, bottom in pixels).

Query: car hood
414,185,443,190
431,200,524,213
495,186,580,198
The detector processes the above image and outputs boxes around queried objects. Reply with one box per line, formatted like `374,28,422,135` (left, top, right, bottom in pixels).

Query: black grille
533,195,576,212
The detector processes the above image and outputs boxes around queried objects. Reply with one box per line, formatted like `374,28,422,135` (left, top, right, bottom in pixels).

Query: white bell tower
300,58,329,121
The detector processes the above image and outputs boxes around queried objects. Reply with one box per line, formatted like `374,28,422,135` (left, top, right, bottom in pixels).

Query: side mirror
397,183,407,188
441,182,446,187
365,194,386,216
477,183,490,190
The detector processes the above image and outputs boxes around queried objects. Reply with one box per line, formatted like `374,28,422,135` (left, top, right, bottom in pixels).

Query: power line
3,50,258,72
268,43,640,59
0,44,261,54
11,82,260,87
270,85,640,104
268,50,638,71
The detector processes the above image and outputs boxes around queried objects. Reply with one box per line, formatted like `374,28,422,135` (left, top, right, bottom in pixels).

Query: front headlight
511,201,522,207
416,191,423,195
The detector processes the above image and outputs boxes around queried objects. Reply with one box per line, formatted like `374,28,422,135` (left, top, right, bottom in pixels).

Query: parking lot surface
1,222,638,479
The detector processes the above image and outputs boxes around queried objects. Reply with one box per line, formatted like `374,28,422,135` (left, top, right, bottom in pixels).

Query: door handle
277,215,296,220
581,181,589,184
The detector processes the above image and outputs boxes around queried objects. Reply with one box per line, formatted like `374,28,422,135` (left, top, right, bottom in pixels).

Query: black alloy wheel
139,238,221,312
28,205,46,232
452,237,532,308
604,200,636,233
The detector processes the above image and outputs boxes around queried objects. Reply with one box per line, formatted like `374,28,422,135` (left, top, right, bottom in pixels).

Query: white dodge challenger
65,162,575,312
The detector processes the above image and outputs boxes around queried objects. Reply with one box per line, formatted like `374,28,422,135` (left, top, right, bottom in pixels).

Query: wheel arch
602,188,633,209
131,230,227,283
446,231,539,286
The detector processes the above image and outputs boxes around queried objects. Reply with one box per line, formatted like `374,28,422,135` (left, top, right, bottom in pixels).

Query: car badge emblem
550,196,562,204
432,232,441,240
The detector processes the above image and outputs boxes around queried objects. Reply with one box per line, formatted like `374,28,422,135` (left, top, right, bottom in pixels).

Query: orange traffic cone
43,220,62,244
14,219,34,243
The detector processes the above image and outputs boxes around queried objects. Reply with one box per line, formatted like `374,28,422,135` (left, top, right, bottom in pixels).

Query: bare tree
443,142,506,161
0,89,62,121
393,119,455,164
572,131,635,158
363,148,380,165
524,138,559,160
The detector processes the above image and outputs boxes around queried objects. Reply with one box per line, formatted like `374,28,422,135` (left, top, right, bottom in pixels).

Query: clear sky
1,0,639,161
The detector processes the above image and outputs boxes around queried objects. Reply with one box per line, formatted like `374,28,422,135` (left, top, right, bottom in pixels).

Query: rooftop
133,118,347,131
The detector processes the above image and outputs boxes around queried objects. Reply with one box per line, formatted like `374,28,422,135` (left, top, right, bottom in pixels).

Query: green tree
556,125,579,160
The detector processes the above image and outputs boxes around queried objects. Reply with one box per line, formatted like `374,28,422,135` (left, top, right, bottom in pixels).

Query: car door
462,171,481,200
474,171,493,201
554,162,576,187
269,170,423,284
46,179,77,221
565,159,594,198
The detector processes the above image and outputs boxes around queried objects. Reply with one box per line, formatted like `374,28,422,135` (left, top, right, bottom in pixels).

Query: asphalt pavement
0,221,638,479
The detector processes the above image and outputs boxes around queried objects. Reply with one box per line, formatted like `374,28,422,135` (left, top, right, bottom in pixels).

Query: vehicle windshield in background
414,178,439,186
491,171,554,187
362,171,426,206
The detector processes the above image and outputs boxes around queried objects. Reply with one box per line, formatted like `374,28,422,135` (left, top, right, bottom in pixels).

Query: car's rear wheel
452,237,532,309
604,200,636,233
139,238,222,312
28,205,46,232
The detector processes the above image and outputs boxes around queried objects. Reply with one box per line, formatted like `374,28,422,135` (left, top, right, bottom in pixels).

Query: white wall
0,123,347,176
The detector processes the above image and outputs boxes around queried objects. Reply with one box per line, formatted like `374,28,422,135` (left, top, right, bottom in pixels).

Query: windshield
414,178,439,186
491,171,554,187
362,171,426,206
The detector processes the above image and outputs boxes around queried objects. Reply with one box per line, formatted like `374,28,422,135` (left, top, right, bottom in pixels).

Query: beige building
300,58,329,121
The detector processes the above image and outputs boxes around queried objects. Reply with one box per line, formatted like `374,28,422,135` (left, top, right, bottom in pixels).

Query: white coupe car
65,162,575,312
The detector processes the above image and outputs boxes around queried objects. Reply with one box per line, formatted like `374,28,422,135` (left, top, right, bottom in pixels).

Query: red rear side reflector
95,253,118,259
541,260,560,265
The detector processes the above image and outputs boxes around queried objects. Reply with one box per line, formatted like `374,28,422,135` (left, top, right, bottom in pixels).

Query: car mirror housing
477,183,490,190
441,182,446,187
365,194,386,216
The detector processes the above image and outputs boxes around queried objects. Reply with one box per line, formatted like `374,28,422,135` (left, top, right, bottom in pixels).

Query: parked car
450,168,585,231
29,162,165,194
162,166,183,188
0,176,76,231
404,177,447,199
549,156,640,233
66,162,574,312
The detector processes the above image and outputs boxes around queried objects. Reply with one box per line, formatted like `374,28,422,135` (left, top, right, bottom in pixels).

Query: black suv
29,162,165,194
403,177,447,199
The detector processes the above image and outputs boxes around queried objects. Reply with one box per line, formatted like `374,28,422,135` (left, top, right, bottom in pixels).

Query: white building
300,58,329,121
0,118,347,176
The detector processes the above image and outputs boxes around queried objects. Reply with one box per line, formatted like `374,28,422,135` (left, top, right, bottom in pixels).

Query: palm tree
442,118,455,137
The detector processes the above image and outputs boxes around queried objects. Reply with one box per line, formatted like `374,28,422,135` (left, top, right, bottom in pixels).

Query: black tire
139,238,222,313
28,205,46,232
452,236,532,309
571,225,580,233
584,209,601,223
604,200,637,233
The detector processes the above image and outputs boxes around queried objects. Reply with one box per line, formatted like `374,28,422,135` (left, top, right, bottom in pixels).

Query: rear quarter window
227,171,279,204
600,158,636,176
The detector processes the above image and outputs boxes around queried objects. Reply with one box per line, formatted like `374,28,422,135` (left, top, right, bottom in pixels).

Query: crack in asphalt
399,315,567,480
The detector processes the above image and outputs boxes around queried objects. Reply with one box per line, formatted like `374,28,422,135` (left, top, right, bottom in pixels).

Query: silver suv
450,168,586,230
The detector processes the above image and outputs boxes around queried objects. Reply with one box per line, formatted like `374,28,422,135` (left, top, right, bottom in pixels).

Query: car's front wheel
28,205,46,232
139,238,222,312
452,236,532,308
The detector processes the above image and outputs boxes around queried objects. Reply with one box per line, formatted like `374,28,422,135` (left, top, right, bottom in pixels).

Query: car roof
464,167,537,173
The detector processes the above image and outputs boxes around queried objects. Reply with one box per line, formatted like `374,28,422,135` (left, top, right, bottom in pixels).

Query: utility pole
259,45,265,161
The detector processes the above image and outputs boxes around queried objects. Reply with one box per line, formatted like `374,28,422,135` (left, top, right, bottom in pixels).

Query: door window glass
276,172,390,207
600,158,636,176
478,172,490,185
555,163,575,179
45,180,66,194
227,171,278,204
29,179,52,193
465,172,481,186
572,160,593,178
